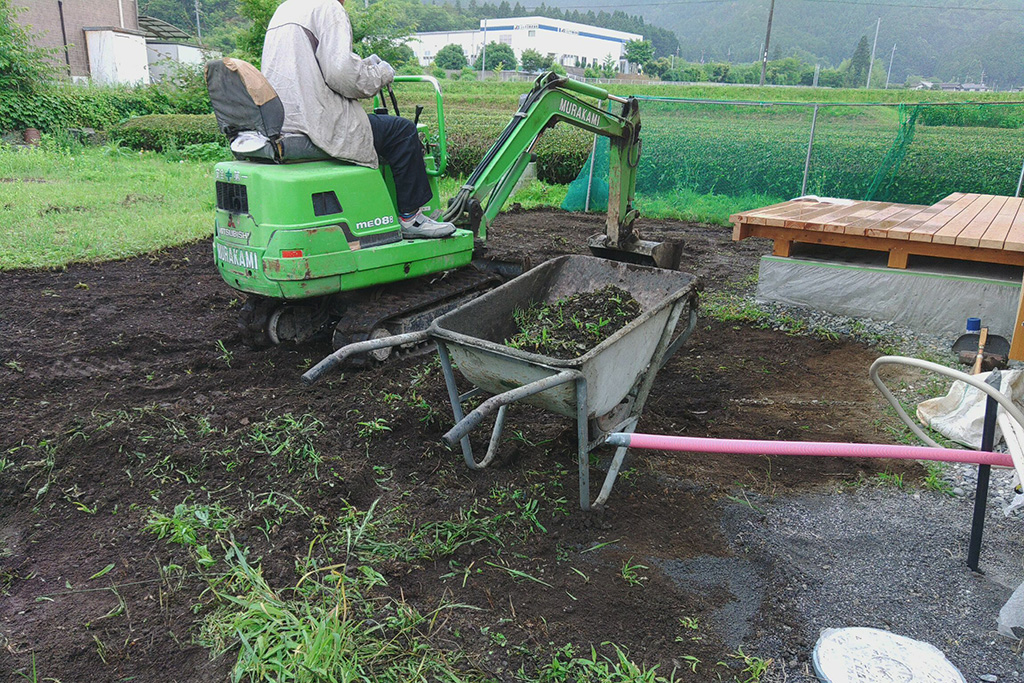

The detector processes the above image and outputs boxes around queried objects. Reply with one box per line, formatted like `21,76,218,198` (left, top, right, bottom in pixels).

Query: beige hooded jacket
262,0,393,167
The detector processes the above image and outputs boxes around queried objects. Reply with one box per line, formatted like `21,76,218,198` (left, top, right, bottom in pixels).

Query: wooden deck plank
802,202,884,233
884,192,966,240
751,200,863,229
1005,199,1024,252
729,199,796,225
861,205,930,239
819,201,895,234
737,201,820,226
979,197,1024,250
908,193,983,243
932,194,998,245
955,195,1008,247
778,202,865,229
842,203,912,236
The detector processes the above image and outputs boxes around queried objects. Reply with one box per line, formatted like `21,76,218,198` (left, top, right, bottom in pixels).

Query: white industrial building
408,17,641,70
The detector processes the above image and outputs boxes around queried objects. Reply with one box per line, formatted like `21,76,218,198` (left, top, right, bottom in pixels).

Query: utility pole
885,43,896,89
866,16,879,89
194,0,202,43
759,0,776,87
480,20,487,79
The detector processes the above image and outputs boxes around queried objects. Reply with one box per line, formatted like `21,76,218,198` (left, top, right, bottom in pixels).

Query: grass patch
636,188,782,226
201,543,480,683
0,144,213,270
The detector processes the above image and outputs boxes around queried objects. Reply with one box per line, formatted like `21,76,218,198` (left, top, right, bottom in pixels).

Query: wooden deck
731,193,1024,269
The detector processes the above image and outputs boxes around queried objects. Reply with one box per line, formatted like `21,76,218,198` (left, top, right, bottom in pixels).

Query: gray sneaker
399,211,456,239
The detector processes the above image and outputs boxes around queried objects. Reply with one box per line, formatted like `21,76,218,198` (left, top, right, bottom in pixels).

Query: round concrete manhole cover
812,627,967,683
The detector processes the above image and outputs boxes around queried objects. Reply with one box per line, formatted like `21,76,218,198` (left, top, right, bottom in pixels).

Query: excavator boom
443,73,680,269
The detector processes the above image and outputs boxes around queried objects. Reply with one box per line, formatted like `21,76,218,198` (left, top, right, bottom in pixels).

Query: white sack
916,369,1024,450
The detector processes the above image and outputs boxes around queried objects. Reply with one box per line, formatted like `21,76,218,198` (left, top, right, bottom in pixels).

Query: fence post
801,104,820,197
1016,158,1024,198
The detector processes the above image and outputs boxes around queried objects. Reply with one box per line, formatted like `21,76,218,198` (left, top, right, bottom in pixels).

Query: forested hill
543,0,1024,88
141,0,1024,88
140,0,679,63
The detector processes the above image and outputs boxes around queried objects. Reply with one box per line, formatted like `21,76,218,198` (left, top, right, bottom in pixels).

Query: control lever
386,85,401,118
414,105,424,127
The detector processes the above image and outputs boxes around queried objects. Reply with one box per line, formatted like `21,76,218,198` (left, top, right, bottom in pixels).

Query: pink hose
610,433,1014,467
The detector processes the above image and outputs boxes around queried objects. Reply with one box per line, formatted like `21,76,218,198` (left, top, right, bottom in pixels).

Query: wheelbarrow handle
442,369,579,447
301,330,431,385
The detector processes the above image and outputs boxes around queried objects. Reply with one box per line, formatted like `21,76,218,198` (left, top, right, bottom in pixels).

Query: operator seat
205,57,332,164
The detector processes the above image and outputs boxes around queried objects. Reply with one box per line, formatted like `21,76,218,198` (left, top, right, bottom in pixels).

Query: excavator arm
443,72,680,269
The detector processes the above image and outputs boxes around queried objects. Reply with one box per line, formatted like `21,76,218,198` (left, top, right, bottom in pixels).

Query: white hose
870,356,1024,484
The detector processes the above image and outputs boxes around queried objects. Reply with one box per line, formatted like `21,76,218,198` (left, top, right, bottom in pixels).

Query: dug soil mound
1,209,1020,682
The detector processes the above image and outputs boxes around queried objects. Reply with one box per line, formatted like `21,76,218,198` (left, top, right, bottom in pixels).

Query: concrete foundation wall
756,249,1022,339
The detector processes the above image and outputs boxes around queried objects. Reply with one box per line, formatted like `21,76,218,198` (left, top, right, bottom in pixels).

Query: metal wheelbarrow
304,255,699,510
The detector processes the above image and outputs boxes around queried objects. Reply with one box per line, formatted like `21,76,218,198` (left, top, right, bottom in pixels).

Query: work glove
366,53,382,65
378,60,395,86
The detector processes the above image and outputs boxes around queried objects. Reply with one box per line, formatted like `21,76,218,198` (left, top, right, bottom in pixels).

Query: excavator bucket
587,234,682,270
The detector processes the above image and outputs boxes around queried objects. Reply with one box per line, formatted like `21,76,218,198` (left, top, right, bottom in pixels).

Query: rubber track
332,268,502,363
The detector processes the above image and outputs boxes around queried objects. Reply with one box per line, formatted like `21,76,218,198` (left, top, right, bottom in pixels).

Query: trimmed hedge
111,114,222,151
0,78,211,134
107,111,593,184
445,113,591,183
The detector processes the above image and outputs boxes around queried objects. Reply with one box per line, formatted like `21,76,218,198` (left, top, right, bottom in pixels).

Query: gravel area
718,293,1024,682
730,486,1024,682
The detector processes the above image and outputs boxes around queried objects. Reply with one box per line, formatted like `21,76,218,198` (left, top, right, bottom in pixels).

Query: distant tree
520,48,550,72
583,66,600,79
550,61,566,75
434,43,467,69
349,1,415,67
643,58,671,79
705,62,730,82
624,39,654,68
845,35,871,88
236,0,279,65
473,41,516,70
600,53,617,78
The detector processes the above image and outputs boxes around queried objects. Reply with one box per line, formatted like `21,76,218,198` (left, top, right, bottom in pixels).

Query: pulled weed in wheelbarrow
505,285,642,359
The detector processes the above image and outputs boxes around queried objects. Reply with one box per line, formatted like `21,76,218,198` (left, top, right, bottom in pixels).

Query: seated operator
262,0,455,239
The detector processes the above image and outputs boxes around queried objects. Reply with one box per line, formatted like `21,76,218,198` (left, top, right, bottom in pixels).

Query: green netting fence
562,99,1024,212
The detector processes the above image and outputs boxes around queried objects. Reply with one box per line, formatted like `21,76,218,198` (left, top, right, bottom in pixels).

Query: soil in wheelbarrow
1,209,1019,683
505,285,643,358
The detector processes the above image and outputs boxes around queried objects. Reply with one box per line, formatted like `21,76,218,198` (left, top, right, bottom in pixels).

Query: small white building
408,17,642,71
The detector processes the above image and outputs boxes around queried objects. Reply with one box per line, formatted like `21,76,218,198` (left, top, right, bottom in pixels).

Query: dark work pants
367,114,433,215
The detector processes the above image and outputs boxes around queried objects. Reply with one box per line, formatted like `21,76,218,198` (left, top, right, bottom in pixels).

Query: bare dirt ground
1,210,1021,682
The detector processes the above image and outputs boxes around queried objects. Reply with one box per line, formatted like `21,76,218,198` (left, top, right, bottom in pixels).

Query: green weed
356,417,392,438
620,558,649,587
922,461,954,496
199,538,478,682
247,413,324,474
144,501,236,548
215,339,233,367
875,469,906,490
526,643,672,682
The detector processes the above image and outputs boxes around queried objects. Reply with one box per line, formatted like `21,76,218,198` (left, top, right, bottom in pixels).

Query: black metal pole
759,0,776,87
966,394,996,572
58,1,71,76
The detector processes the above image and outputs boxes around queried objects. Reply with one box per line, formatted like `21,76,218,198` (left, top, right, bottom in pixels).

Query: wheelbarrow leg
438,341,505,470
592,416,639,509
437,341,475,467
576,377,591,510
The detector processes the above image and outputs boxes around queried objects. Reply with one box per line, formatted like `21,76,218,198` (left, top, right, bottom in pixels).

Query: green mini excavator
206,66,679,358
